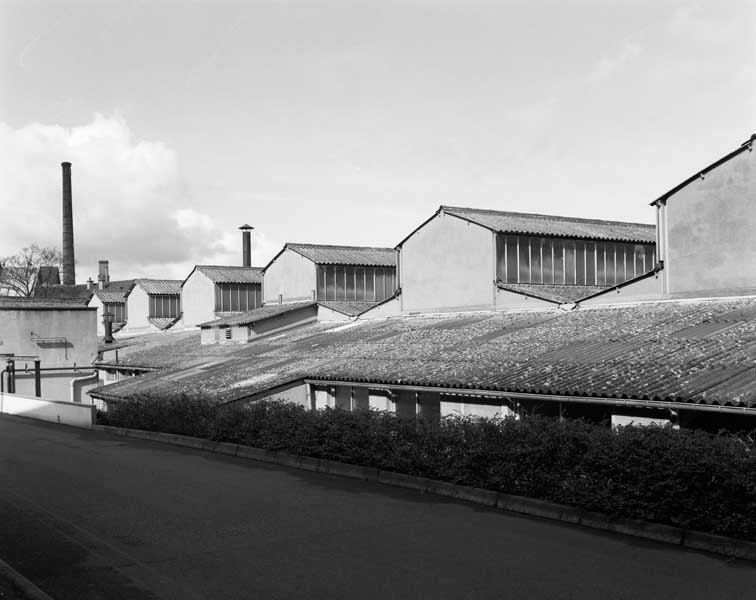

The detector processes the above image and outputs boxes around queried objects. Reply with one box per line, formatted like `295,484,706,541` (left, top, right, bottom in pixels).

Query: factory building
121,279,182,332
182,265,263,327
262,243,398,310
396,206,656,313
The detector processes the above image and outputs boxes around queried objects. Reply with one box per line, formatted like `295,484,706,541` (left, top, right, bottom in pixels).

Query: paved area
0,415,755,600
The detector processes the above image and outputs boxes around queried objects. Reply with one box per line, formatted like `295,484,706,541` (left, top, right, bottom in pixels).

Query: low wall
0,392,94,428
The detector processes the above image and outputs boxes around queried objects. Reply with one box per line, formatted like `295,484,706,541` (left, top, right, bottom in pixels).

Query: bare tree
0,244,62,297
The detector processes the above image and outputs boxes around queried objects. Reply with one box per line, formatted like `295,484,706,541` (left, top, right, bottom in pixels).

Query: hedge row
98,395,756,540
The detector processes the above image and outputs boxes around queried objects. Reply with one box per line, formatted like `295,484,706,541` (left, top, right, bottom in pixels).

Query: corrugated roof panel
91,296,756,410
288,244,396,266
93,289,128,303
200,302,316,328
443,206,656,243
137,279,182,295
195,266,264,284
670,320,741,339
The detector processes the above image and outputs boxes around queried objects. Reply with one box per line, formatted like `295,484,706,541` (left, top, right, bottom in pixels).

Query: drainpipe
70,370,99,404
34,359,41,397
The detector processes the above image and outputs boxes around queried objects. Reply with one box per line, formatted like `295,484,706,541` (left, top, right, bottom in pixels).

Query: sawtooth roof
277,243,396,267
188,266,264,285
440,206,656,243
91,297,756,409
136,279,182,295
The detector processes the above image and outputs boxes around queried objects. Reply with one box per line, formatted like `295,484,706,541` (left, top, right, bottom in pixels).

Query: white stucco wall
495,288,557,311
88,294,105,336
400,212,495,313
263,249,317,304
182,270,216,327
664,148,756,297
0,307,97,402
315,305,352,322
358,296,401,319
579,273,665,307
121,285,152,332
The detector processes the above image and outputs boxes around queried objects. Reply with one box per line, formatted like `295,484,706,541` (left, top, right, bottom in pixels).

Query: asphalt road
0,415,755,600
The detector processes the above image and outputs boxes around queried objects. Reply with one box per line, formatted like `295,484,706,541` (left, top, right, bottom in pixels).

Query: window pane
375,269,385,301
333,266,345,301
355,268,365,301
317,266,326,301
645,246,656,271
634,245,645,276
387,269,396,296
531,238,542,284
496,234,506,281
553,239,564,284
605,244,616,286
624,244,634,281
223,286,231,311
541,238,553,284
575,241,586,286
505,236,518,283
328,266,337,301
345,266,356,301
366,268,375,301
583,242,595,285
564,240,576,285
518,237,530,284
214,284,221,311
595,243,605,286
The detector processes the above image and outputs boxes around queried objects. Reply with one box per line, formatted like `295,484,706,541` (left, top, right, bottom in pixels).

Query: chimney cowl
86,277,93,290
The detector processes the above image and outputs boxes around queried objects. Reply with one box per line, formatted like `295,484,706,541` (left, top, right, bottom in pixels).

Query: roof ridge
441,205,655,228
286,242,395,252
196,265,264,270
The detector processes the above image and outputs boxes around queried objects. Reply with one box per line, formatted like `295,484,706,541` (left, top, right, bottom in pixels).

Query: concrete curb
0,557,55,600
95,425,756,562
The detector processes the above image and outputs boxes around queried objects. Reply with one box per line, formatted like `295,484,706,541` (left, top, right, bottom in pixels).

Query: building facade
182,266,263,327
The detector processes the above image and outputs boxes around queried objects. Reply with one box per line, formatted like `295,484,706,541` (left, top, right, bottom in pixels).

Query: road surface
0,415,754,599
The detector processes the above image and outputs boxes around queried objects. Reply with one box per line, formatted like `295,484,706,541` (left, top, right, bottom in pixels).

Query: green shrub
99,397,756,540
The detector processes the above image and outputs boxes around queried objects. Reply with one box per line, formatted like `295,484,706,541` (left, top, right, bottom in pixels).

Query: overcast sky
1,0,754,281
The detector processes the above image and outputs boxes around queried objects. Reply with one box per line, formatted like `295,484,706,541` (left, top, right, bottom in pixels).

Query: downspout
70,370,99,404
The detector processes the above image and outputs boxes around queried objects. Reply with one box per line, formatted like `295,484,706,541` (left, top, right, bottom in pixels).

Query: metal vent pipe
239,224,254,267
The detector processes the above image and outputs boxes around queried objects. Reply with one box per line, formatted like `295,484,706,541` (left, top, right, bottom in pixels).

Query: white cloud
589,41,642,82
0,113,256,280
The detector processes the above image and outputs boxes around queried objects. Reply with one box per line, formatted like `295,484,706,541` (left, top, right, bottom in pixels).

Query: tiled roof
441,206,656,243
0,296,94,310
287,244,396,266
498,283,609,304
148,316,181,330
191,266,263,284
136,279,182,295
200,302,316,328
32,284,93,302
91,297,756,409
318,301,384,317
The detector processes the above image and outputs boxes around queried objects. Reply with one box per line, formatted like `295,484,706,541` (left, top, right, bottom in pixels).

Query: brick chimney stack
61,162,76,285
98,260,110,286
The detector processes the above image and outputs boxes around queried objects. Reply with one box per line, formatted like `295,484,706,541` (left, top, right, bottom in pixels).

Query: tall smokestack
61,162,76,285
239,224,253,267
